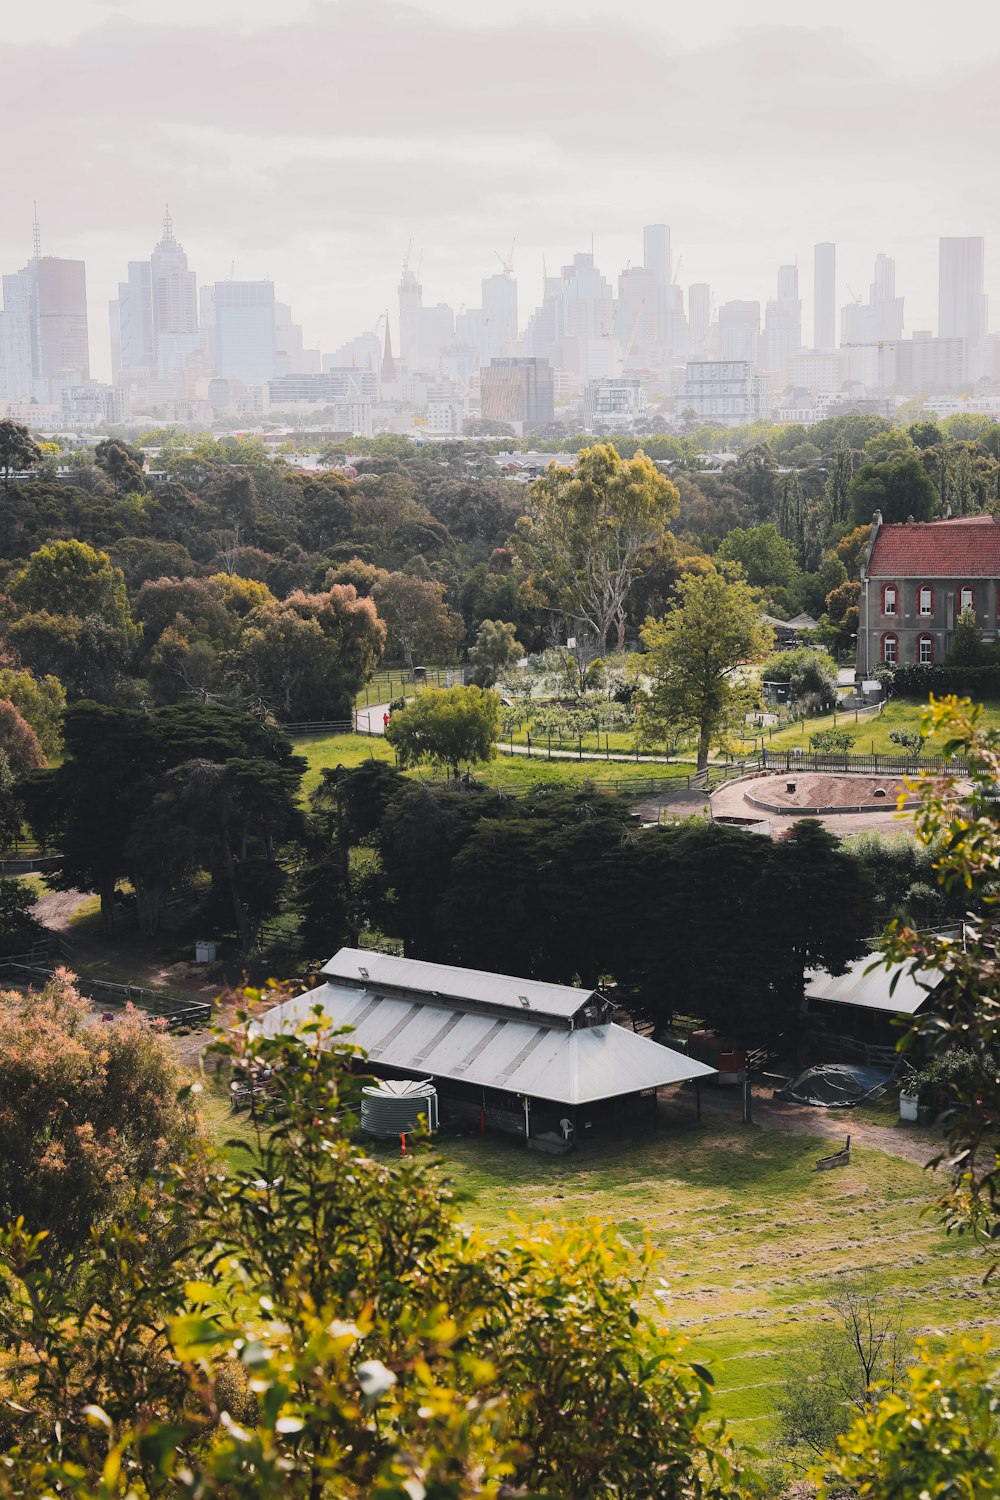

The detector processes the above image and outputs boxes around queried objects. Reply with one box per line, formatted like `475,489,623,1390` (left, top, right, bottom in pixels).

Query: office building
214,280,276,385
939,237,987,379
813,242,836,351
841,254,904,387
786,350,844,394
762,264,802,376
109,261,153,387
683,360,771,425
687,284,712,356
718,302,760,363
480,356,554,432
643,224,671,286
894,333,969,393
1,238,90,403
482,272,517,362
398,263,422,369
418,302,455,372
616,266,660,362
557,254,614,372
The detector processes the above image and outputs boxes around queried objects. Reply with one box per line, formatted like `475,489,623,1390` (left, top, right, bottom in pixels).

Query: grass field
426,1120,994,1436
749,697,1000,758
294,732,691,800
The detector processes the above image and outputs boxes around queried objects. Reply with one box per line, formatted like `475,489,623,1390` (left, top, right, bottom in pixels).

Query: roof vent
518,994,531,1008
358,966,369,979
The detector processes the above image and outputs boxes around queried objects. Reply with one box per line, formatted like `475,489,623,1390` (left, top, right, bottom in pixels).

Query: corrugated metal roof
805,956,943,1016
323,947,598,1021
261,981,715,1105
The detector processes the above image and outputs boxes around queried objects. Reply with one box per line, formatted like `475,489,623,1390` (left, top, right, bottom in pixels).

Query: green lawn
429,1120,993,1434
294,732,692,800
750,697,1000,758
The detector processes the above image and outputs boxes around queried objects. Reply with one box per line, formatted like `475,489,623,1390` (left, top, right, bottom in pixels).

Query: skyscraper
1,216,89,403
109,261,153,386
687,284,712,356
939,236,987,377
214,280,276,384
763,264,802,375
813,242,836,351
398,262,422,369
643,224,670,285
718,301,760,363
482,271,518,362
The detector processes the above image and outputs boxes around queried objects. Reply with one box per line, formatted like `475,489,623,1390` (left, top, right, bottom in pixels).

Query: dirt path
32,888,91,931
698,1085,942,1168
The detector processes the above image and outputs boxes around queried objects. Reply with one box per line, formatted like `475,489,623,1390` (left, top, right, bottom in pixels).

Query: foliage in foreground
0,995,740,1498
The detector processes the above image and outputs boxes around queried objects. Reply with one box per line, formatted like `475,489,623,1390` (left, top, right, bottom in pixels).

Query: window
882,584,897,616
882,633,898,666
960,586,975,614
918,635,933,665
919,586,933,617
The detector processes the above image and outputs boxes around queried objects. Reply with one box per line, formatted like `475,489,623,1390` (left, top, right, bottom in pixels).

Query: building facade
480,356,554,431
857,512,1000,675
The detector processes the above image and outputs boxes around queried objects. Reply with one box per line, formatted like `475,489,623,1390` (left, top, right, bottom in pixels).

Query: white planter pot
899,1092,919,1122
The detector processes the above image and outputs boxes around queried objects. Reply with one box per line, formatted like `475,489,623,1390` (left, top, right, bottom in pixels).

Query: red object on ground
400,1132,407,1157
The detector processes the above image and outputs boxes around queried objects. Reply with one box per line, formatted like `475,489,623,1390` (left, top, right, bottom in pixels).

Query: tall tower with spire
381,314,396,383
148,206,198,389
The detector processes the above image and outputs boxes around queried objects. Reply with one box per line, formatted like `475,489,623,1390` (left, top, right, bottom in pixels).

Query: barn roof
322,947,600,1024
260,976,715,1106
868,516,1000,579
805,955,943,1015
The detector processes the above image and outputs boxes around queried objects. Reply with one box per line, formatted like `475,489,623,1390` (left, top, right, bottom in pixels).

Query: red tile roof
867,516,1000,578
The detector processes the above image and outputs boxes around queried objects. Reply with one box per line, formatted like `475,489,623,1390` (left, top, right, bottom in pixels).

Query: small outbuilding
804,954,943,1064
261,948,716,1147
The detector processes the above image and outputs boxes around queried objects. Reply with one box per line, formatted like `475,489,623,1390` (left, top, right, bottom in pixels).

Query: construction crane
494,239,516,277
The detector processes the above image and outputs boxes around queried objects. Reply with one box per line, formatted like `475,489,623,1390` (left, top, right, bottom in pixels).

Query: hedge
885,663,1000,698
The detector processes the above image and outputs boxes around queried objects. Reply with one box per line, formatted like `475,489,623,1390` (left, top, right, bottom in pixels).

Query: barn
260,948,716,1147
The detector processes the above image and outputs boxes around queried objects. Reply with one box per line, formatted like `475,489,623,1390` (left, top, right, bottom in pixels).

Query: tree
777,1271,909,1459
94,438,147,498
521,443,679,651
948,604,984,665
467,618,523,687
821,1337,1000,1498
0,667,66,757
0,876,44,955
372,571,461,670
0,1005,743,1498
717,523,799,594
640,568,773,770
0,971,197,1261
226,586,385,720
849,452,937,525
760,647,838,712
9,539,135,636
385,685,501,776
0,418,41,491
824,443,854,527
0,699,46,774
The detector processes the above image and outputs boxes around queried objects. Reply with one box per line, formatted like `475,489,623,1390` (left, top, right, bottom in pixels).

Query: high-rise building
109,261,153,387
398,263,422,369
214,280,276,385
1,218,90,404
718,301,760,363
418,302,455,372
616,266,659,362
939,236,987,378
150,209,197,344
480,356,554,432
643,224,670,286
841,254,904,386
687,284,712,356
813,242,836,351
557,253,614,374
482,271,518,362
762,265,802,376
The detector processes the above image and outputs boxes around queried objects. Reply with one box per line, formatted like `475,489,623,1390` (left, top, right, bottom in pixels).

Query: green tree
717,523,800,594
0,418,41,490
9,539,135,635
0,876,44,955
640,568,773,770
948,604,984,665
521,443,679,651
849,452,937,525
0,667,66,757
94,438,147,498
467,618,523,687
824,442,854,527
761,646,838,711
372,571,461,670
0,1005,742,1498
385,684,501,776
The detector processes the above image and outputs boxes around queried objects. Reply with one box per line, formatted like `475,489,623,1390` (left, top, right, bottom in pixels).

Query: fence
0,946,213,1030
355,666,467,707
748,748,970,777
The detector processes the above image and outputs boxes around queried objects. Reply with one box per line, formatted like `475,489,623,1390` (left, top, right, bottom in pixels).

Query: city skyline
1,0,998,381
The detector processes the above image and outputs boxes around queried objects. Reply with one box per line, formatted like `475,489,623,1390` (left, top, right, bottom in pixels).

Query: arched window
882,584,897,616
918,635,934,665
960,585,975,614
882,633,898,666
918,585,933,617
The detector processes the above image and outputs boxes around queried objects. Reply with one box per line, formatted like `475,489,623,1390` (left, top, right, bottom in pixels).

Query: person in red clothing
383,711,390,731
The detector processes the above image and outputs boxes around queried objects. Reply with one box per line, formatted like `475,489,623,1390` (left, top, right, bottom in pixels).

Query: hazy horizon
3,0,999,381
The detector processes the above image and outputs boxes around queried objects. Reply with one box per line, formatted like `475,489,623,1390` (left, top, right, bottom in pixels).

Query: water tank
361,1078,438,1138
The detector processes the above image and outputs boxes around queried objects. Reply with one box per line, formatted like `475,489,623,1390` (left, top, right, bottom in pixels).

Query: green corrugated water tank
361,1078,438,1138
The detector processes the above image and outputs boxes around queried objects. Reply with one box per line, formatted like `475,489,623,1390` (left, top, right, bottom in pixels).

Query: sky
2,0,999,380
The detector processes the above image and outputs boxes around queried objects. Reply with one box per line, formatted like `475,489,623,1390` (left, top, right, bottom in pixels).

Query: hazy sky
3,0,998,380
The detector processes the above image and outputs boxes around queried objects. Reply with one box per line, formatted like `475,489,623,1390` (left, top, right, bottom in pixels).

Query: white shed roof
805,956,943,1016
322,947,598,1022
261,980,715,1106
